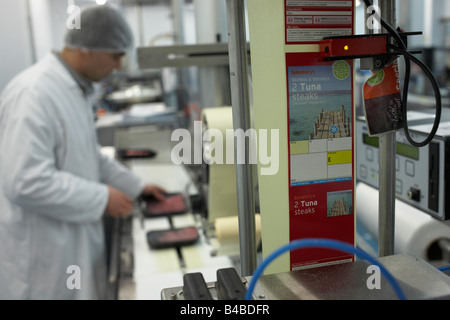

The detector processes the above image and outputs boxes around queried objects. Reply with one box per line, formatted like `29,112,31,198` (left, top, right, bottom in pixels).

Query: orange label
363,59,403,136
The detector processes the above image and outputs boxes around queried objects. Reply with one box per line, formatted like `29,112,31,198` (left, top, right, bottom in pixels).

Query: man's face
83,51,125,82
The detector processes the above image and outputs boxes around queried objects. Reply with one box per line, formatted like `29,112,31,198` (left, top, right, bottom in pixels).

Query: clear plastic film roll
356,183,450,260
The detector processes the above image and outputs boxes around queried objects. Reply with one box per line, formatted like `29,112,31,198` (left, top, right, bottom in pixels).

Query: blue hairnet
65,5,134,53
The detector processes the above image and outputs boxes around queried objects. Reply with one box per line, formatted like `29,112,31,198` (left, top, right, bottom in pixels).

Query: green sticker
332,61,350,80
367,70,385,86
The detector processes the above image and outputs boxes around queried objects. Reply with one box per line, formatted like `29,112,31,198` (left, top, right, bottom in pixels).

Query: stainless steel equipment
161,254,450,300
356,113,450,221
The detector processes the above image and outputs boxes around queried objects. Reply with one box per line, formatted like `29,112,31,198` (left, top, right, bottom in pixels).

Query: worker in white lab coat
0,4,165,299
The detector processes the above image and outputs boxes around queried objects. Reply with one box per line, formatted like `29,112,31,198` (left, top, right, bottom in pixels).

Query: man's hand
141,185,166,201
105,185,133,218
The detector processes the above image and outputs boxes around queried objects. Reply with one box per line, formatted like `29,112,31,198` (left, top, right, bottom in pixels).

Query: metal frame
225,0,257,277
376,0,397,257
137,43,250,68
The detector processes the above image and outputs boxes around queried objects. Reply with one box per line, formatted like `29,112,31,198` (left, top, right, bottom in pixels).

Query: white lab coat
0,53,145,299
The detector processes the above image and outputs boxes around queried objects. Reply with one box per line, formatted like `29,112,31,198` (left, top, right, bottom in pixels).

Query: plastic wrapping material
146,226,199,249
215,214,261,246
117,148,157,160
356,183,450,259
141,193,187,218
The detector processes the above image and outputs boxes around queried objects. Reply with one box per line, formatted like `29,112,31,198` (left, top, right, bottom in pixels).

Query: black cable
389,44,442,147
363,0,442,147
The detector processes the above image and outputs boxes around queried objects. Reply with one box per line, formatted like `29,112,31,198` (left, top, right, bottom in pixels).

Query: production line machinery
156,107,450,300
113,0,450,301
159,2,450,301
162,254,450,300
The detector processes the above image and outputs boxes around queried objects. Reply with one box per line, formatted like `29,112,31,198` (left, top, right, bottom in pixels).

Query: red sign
286,52,355,270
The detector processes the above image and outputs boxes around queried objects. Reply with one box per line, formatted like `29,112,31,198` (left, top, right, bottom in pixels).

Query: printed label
363,59,403,136
286,52,355,270
285,0,354,44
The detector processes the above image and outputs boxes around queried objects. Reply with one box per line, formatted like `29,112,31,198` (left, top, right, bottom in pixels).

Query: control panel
356,114,450,220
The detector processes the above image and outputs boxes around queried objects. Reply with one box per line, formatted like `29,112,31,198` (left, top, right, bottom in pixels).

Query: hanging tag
363,59,403,136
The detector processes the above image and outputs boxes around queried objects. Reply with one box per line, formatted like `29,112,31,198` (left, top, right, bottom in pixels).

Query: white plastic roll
202,107,239,223
356,183,450,259
215,214,261,245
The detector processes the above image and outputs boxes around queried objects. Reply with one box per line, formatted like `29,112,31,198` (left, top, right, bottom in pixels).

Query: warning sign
285,0,354,44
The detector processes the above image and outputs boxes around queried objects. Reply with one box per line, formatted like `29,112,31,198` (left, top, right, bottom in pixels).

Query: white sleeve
0,89,108,223
97,147,146,199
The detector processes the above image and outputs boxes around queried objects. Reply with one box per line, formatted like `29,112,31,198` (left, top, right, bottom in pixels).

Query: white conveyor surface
129,162,234,300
